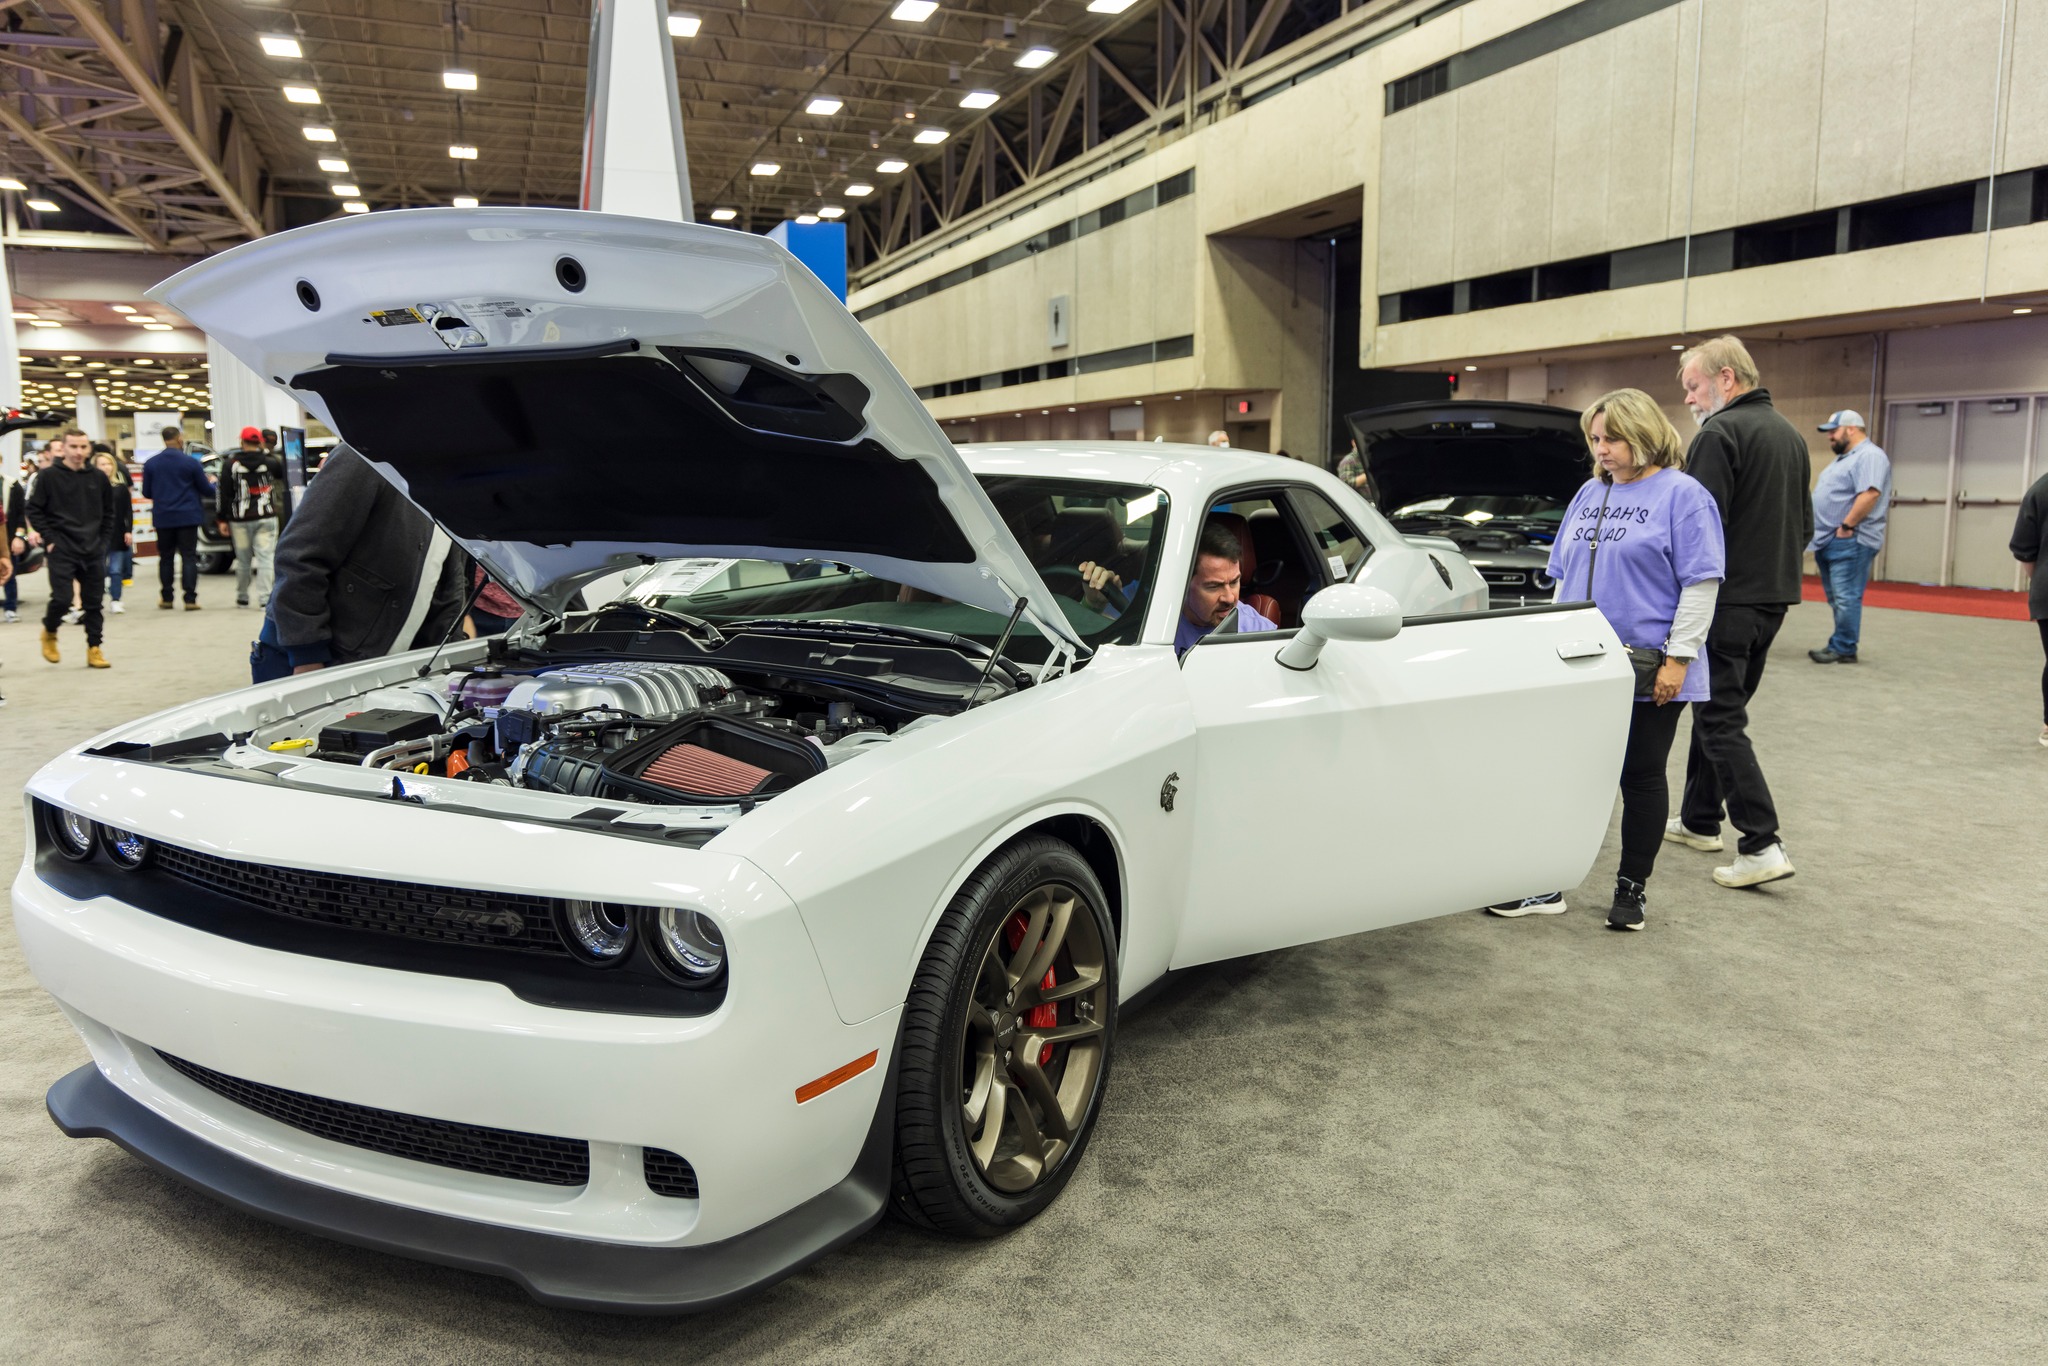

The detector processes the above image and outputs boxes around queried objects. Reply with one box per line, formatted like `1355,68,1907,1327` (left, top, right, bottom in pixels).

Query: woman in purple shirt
1489,388,1725,931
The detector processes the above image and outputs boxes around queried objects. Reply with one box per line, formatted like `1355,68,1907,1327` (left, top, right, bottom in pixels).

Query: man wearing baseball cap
1808,410,1891,663
217,425,285,608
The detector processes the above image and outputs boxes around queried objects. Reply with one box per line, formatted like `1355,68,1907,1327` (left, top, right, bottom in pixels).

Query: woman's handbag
1581,482,1662,700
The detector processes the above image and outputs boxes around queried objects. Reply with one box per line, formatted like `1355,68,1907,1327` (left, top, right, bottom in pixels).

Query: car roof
956,440,1313,496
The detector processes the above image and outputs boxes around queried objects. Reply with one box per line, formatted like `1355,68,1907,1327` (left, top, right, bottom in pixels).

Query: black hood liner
1345,401,1588,514
293,352,974,563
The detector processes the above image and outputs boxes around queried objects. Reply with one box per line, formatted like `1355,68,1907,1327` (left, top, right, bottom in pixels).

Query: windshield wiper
577,602,725,645
722,618,1030,686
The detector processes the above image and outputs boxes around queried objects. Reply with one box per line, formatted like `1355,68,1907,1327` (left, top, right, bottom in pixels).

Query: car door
1171,596,1629,969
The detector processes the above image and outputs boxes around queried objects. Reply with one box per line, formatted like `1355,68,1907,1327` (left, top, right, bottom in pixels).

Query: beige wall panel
2003,0,2048,170
1883,313,2048,399
1732,0,1828,225
1687,236,1988,332
1073,224,1156,357
1151,198,1199,340
1814,0,1911,207
1452,58,1558,279
1373,280,1689,366
1549,36,1612,262
1683,0,1747,234
1379,97,1460,293
1604,5,1684,248
1902,0,2005,190
1196,77,1370,235
1664,0,1704,237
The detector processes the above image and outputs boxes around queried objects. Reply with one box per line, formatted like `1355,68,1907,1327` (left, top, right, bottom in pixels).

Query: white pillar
206,336,300,446
74,381,106,441
0,240,18,500
580,0,693,221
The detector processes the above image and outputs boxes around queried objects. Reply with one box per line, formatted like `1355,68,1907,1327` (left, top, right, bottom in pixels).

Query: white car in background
14,210,1631,1313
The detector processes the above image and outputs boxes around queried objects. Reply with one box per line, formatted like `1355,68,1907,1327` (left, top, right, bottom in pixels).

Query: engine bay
239,658,936,814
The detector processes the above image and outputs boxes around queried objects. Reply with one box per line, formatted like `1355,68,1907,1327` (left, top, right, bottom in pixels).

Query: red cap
239,425,262,442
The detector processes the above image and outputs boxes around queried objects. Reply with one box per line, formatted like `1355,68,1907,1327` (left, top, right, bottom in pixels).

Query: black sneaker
1487,893,1566,917
1606,876,1646,931
1808,648,1857,663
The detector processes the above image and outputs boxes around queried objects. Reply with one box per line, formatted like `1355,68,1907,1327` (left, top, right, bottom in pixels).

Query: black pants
1679,603,1786,856
43,545,105,645
1618,698,1687,884
157,524,200,604
2037,620,2047,725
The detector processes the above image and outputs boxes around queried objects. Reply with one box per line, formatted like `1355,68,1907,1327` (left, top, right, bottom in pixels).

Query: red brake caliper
1004,912,1059,1066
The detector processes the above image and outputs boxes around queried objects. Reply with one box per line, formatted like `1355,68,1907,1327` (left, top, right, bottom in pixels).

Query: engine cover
501,661,734,720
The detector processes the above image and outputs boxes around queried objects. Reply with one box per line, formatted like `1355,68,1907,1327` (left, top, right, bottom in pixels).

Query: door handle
1557,640,1607,660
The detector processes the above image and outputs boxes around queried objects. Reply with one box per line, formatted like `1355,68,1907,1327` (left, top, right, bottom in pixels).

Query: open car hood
1345,400,1588,514
150,208,1078,649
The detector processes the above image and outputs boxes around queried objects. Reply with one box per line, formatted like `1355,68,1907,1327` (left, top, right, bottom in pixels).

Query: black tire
199,552,232,575
890,835,1118,1236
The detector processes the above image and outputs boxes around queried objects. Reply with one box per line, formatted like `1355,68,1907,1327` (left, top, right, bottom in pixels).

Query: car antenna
419,571,489,677
968,596,1028,708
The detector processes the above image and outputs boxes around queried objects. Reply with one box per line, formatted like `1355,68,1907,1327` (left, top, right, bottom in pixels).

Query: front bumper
48,1055,894,1314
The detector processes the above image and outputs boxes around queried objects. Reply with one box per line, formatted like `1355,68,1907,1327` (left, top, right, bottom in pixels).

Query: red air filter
641,743,776,797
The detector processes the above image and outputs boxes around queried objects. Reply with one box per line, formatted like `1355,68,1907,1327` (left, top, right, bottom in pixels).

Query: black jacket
109,477,133,546
1683,388,1814,606
2011,471,2048,621
26,461,119,557
217,449,285,522
268,446,468,667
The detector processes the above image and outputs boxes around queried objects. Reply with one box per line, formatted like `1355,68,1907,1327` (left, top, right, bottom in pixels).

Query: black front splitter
45,1061,895,1315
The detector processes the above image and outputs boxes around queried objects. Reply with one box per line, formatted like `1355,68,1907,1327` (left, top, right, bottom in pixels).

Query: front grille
158,1051,590,1187
643,1147,700,1199
152,842,568,955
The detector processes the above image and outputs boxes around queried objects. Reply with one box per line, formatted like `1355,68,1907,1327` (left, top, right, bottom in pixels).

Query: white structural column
206,336,300,444
0,240,19,492
579,0,693,221
74,382,106,441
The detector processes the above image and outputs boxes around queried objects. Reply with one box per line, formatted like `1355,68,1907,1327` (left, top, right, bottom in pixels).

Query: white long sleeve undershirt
1663,578,1721,659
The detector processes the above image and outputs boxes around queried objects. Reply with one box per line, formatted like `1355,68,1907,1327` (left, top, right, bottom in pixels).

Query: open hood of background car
1345,400,1588,514
150,208,1079,650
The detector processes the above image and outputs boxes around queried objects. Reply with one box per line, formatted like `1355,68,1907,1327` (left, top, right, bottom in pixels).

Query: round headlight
651,908,725,981
1531,567,1557,592
559,898,634,964
50,808,97,861
100,826,152,869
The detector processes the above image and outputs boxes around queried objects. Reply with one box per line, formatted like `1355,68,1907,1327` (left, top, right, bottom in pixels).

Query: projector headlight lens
652,908,725,981
559,899,635,964
1531,567,1556,592
101,826,152,869
51,808,96,861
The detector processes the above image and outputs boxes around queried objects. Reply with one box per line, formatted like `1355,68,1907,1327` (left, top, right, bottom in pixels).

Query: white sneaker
1713,843,1795,888
1663,818,1724,852
2,610,15,623
1486,893,1567,917
109,601,125,614
2039,725,2048,749
63,608,81,624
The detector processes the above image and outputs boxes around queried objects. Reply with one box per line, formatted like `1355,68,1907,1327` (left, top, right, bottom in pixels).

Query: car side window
1288,488,1373,584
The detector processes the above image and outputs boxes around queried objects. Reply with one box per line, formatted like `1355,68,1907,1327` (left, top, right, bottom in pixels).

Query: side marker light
795,1050,878,1104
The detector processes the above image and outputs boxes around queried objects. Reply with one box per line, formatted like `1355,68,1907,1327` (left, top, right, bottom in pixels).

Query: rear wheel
890,836,1116,1235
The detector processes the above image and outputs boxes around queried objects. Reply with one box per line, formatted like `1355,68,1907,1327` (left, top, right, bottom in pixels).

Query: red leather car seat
1208,512,1283,627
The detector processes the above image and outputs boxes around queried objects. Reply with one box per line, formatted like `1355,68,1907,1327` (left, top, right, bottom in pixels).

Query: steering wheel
1038,564,1130,615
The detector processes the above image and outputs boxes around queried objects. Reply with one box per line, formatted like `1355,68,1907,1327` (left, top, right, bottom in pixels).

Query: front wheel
890,836,1117,1235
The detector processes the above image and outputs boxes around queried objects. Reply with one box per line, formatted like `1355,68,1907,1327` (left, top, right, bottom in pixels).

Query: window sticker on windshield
1124,492,1160,523
1327,554,1347,579
631,558,739,597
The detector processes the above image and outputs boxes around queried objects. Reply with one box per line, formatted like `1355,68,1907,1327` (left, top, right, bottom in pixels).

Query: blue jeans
106,546,134,601
1816,537,1878,656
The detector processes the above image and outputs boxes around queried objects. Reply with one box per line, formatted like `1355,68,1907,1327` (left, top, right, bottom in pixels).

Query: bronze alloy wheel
891,835,1118,1235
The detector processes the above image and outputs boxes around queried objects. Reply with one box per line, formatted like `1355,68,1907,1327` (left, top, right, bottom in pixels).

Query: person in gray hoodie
250,445,467,682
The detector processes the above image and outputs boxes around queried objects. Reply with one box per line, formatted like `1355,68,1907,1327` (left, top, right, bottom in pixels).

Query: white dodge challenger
15,210,1631,1312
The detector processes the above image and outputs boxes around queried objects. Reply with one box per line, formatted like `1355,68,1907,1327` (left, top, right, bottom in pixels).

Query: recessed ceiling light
282,85,321,104
330,183,359,196
806,96,843,116
1086,0,1137,11
259,34,303,58
1464,365,1477,372
876,158,908,174
0,177,26,191
10,312,35,321
25,197,59,212
64,371,83,378
959,90,998,109
129,315,156,323
108,368,126,376
751,161,780,176
110,305,136,315
1015,46,1056,68
142,323,173,330
913,128,948,144
28,319,60,328
845,183,874,197
818,205,845,218
448,144,478,159
710,207,737,221
795,213,820,224
341,202,370,214
59,355,78,361
442,68,477,91
171,373,189,380
317,157,349,174
133,358,151,365
2016,307,2035,315
891,1,938,20
452,195,479,208
667,12,700,37
302,126,336,142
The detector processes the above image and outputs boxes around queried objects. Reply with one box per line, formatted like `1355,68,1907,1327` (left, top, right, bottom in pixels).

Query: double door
1882,396,2043,591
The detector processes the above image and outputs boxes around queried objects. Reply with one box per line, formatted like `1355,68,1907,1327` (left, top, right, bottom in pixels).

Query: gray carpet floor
1,573,2043,1364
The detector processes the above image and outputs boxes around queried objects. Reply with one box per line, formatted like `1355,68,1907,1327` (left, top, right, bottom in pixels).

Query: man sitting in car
1172,521,1276,656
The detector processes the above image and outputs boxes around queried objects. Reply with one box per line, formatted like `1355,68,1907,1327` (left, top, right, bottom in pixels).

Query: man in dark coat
1667,335,1813,891
140,424,213,608
2010,470,2048,748
28,429,118,667
252,445,468,681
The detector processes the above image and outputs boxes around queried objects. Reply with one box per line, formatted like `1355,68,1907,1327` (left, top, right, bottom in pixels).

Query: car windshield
1390,493,1566,526
609,475,1169,664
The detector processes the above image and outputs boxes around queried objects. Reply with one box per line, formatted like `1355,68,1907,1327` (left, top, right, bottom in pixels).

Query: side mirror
1275,584,1402,671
